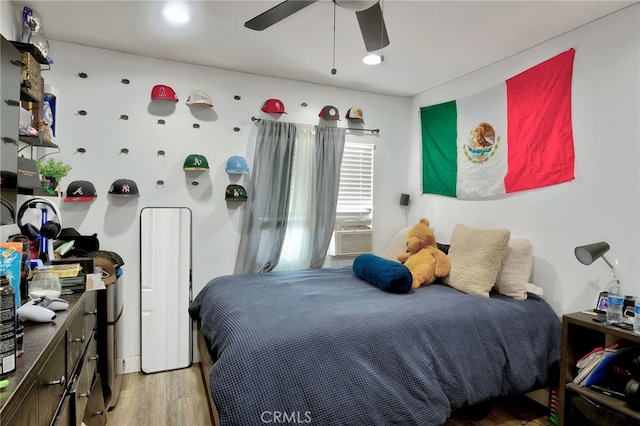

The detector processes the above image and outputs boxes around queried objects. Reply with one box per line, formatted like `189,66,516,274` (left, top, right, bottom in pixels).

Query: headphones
16,198,62,241
0,197,15,225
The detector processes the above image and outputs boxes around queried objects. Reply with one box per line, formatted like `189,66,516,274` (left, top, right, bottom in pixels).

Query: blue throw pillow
353,254,412,294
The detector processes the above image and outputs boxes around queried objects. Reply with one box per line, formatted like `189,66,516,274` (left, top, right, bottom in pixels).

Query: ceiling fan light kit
363,53,383,65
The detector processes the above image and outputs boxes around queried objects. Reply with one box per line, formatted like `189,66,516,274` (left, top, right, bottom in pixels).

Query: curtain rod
251,116,380,134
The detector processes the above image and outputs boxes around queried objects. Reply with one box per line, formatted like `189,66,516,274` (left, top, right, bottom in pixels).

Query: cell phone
612,322,634,330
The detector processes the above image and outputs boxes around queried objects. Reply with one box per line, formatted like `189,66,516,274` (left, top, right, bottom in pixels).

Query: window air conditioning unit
329,226,373,256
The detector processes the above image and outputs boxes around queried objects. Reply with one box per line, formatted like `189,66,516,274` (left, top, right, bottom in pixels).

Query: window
336,137,375,225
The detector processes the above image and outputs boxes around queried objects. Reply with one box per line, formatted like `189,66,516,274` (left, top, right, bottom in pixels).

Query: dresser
0,290,106,425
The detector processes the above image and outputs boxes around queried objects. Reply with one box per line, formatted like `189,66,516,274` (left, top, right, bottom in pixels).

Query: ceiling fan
244,1,390,52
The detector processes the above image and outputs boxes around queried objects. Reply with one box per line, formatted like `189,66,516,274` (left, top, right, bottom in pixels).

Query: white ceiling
11,1,636,97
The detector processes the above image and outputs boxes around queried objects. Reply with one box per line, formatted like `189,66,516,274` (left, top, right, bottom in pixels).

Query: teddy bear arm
397,252,410,263
434,252,452,277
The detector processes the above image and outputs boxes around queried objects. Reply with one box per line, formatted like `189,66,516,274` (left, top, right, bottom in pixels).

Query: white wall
408,6,640,315
0,24,412,371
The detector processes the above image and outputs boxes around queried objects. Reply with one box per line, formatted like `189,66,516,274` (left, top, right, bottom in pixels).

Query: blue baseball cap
226,156,249,175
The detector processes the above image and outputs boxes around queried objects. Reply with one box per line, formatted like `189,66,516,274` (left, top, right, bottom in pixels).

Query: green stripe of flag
421,101,457,197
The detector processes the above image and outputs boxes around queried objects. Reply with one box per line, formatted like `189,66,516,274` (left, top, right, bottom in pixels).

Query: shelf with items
9,40,48,65
18,133,58,148
559,312,640,425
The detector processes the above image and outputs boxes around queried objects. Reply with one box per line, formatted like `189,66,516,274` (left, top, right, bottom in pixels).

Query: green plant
35,158,72,180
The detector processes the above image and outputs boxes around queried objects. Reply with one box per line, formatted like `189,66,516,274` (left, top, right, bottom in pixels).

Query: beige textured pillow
494,238,533,300
444,224,511,298
378,227,411,261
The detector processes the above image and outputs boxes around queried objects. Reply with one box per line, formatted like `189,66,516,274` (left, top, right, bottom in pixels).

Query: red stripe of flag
504,48,576,193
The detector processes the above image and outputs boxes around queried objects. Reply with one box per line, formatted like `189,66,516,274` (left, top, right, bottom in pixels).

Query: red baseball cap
261,98,287,114
151,85,179,102
319,105,341,120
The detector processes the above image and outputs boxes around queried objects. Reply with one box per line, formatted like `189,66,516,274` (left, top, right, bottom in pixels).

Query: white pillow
494,238,534,300
378,227,411,261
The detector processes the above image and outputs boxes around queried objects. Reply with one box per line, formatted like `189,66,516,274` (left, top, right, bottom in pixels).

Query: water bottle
606,280,624,323
634,298,640,334
0,275,16,375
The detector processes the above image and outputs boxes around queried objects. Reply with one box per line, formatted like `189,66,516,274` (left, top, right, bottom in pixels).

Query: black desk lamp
574,241,620,283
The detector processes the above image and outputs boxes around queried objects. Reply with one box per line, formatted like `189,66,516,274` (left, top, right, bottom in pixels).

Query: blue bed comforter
189,267,561,426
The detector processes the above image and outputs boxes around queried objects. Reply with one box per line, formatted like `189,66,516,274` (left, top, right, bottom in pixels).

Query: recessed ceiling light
163,3,190,24
363,54,383,65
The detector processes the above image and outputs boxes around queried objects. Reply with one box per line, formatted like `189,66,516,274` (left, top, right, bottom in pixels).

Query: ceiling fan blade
244,0,318,31
355,2,390,52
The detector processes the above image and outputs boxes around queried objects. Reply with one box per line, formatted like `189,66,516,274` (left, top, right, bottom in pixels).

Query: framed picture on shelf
595,291,608,314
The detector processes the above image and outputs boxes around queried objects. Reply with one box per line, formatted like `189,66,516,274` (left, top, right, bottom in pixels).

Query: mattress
189,266,561,425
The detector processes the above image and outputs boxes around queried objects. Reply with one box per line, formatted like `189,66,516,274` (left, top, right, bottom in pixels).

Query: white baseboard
120,356,140,374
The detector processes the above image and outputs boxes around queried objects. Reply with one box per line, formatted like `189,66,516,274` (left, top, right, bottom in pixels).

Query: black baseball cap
64,180,97,202
108,179,140,197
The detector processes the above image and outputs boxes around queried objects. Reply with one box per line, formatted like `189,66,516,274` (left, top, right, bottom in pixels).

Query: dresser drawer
67,298,86,373
84,290,98,336
1,377,38,426
71,331,98,426
38,334,67,426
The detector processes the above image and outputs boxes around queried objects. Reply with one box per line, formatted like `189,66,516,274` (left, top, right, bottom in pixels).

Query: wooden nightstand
559,312,640,425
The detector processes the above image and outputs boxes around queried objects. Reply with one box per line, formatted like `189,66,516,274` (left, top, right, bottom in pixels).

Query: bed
188,265,561,426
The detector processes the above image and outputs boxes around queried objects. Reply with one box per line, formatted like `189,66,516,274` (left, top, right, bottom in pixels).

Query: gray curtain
234,120,297,274
310,126,346,268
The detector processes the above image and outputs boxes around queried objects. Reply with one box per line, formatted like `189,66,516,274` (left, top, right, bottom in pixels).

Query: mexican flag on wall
421,48,575,199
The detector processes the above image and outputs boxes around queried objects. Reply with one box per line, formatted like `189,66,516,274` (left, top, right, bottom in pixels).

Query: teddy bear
397,218,451,290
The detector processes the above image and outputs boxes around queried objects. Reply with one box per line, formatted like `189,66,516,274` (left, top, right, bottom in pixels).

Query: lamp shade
575,242,610,265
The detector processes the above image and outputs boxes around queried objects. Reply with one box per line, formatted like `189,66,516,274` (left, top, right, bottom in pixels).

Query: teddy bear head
405,218,437,254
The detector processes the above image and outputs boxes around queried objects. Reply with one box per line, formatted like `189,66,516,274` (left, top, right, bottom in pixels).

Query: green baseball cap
183,154,209,170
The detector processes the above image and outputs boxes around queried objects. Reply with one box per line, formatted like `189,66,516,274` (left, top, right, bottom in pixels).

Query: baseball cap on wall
225,184,248,201
319,105,341,120
186,90,213,107
64,180,98,202
261,98,287,114
346,107,364,122
108,179,140,197
151,85,179,102
225,156,249,175
184,154,210,170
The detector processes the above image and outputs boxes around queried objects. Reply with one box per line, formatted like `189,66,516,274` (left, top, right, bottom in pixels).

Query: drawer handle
4,99,19,106
89,354,99,362
72,335,85,344
87,309,98,316
93,410,104,416
48,376,66,387
80,390,91,398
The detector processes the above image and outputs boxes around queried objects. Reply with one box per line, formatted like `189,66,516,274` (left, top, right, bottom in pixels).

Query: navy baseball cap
108,179,140,197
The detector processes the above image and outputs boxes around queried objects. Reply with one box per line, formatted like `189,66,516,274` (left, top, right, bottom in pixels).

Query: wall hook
75,147,86,154
157,150,165,156
234,95,241,100
157,119,165,125
193,123,200,129
120,148,129,154
301,102,308,107
156,180,164,187
120,114,129,120
191,181,199,186
76,110,87,116
233,127,240,132
121,78,130,84
77,72,88,79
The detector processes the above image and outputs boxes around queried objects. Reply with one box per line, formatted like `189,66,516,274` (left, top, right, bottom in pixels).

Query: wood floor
106,364,551,426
